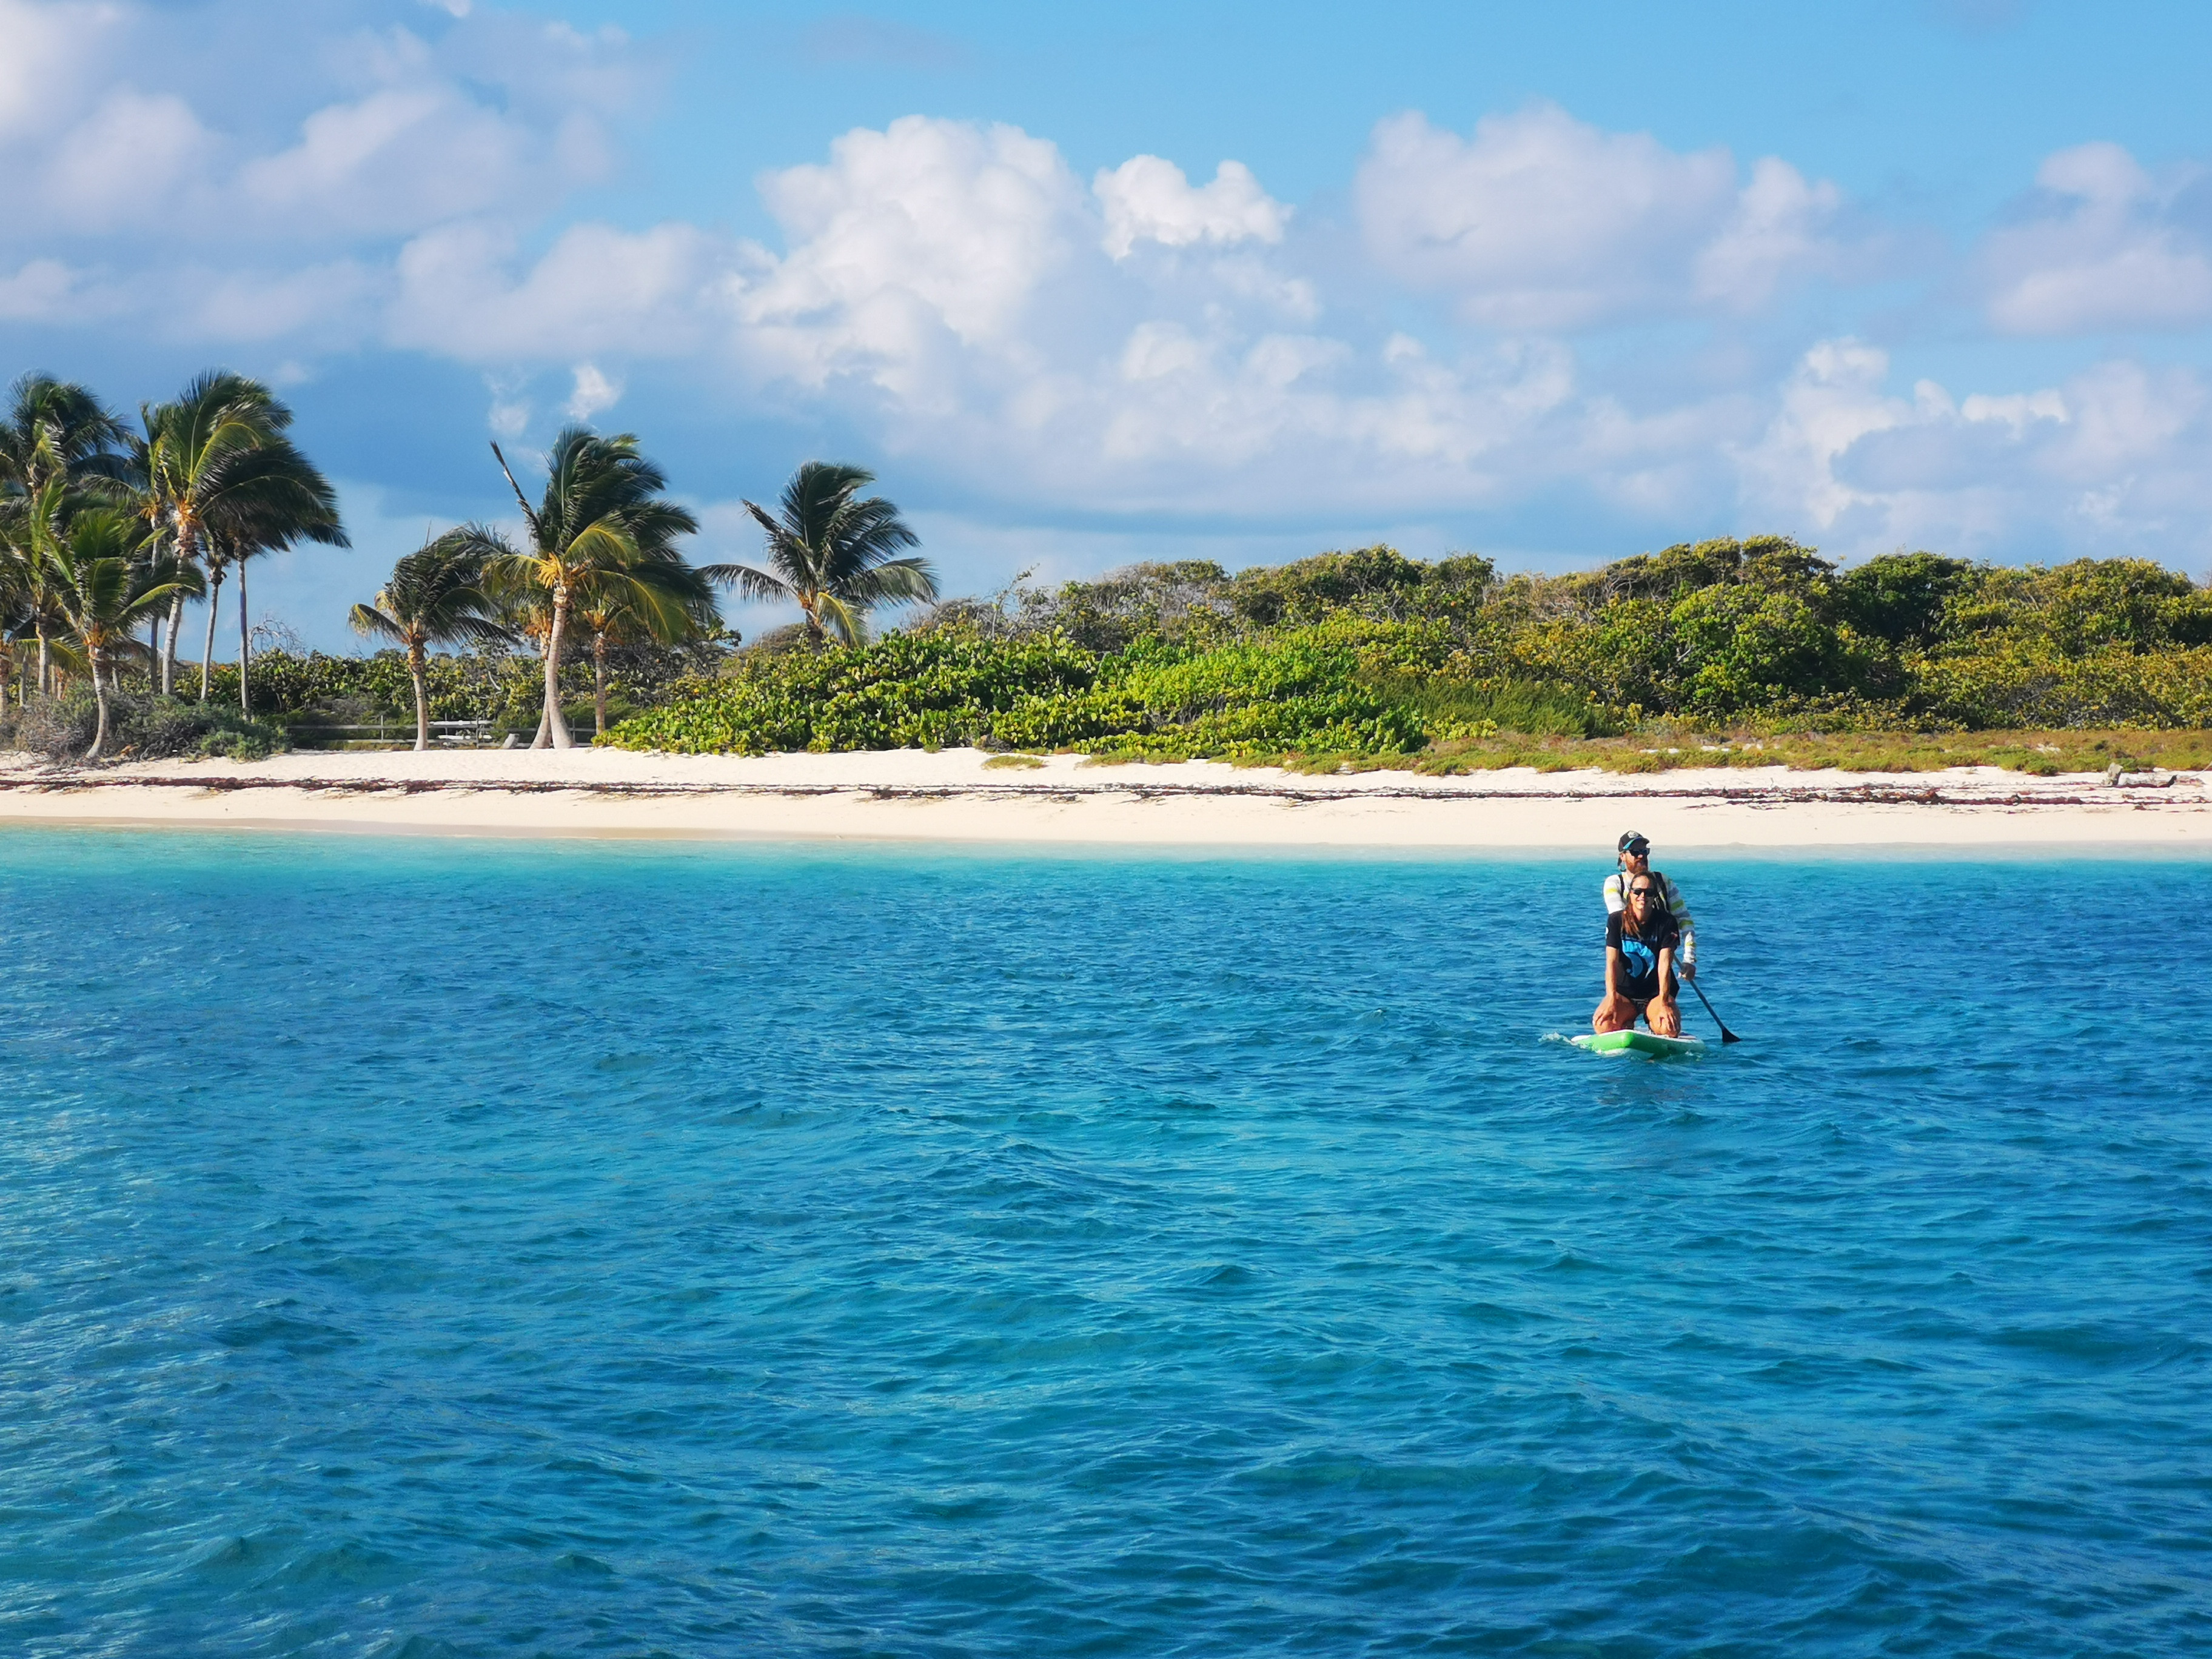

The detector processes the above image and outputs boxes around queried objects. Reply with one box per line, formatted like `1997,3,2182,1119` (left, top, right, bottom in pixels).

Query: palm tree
3,479,66,694
0,375,127,498
572,571,719,737
349,532,515,751
45,508,190,759
703,462,936,647
0,377,126,695
471,427,702,749
125,372,347,702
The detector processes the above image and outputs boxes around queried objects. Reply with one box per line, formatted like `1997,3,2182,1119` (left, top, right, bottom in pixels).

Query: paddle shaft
1685,974,1741,1043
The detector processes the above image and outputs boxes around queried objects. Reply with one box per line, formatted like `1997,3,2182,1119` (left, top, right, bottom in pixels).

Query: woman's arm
1656,945,1675,997
1604,945,1623,998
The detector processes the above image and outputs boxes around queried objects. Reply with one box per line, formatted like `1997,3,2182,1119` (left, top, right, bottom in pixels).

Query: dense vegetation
607,540,2212,765
7,357,2207,773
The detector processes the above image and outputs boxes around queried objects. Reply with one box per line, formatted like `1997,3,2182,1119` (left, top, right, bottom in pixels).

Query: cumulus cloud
1094,156,1289,260
1981,141,2212,334
239,84,591,235
45,87,211,230
4,7,2209,577
1354,104,1845,329
387,219,733,360
1734,338,2212,561
565,362,620,421
738,115,1087,400
0,0,637,255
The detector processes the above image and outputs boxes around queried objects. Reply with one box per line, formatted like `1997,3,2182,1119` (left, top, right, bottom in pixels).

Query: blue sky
4,0,2210,645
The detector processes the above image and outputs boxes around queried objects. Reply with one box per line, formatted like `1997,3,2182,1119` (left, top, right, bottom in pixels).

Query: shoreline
2,749,2207,852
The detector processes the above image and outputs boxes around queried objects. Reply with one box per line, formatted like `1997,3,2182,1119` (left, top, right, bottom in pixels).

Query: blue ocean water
1,830,2207,1658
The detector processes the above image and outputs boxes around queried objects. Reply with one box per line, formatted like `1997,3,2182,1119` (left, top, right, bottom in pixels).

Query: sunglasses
1628,886,1658,899
1623,844,1651,858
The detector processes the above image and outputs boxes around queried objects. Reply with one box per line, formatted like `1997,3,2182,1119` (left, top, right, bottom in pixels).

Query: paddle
1685,974,1741,1044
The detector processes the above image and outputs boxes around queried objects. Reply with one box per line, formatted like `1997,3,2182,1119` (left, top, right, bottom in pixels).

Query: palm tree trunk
85,644,108,760
544,588,572,749
199,569,223,702
594,630,608,737
36,627,49,697
162,591,185,695
236,557,251,715
410,642,430,752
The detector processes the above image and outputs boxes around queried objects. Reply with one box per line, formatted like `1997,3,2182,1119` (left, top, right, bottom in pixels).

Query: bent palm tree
474,427,701,749
0,375,126,500
350,533,516,751
702,463,936,647
1,378,127,694
126,372,347,701
47,509,190,759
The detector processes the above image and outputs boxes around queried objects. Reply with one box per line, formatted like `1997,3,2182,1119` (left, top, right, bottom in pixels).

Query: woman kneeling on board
1594,877,1683,1037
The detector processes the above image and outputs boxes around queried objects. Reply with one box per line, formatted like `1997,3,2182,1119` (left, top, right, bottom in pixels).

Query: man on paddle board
1595,876,1684,1036
1603,832,1697,980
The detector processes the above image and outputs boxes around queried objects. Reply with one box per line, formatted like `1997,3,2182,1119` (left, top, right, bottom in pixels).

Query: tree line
0,369,939,759
609,540,2212,760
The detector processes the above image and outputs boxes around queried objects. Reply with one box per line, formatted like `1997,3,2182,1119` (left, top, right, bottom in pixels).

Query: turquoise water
2,831,2207,1657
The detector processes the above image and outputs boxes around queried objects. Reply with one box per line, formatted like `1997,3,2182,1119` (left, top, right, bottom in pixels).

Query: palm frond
698,561,796,605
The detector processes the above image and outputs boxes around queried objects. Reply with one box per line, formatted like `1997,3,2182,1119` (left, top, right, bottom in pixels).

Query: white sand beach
1,748,2205,851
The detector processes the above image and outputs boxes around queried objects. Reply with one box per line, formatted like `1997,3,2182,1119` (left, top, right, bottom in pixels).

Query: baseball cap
1618,832,1651,856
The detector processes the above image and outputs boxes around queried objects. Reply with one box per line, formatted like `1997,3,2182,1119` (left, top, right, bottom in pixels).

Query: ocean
2,829,2206,1656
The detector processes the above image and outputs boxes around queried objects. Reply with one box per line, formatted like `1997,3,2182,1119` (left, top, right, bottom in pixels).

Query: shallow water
1,830,2207,1657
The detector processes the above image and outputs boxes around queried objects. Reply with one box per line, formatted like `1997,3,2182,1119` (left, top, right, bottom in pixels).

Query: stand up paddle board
1570,1030,1707,1057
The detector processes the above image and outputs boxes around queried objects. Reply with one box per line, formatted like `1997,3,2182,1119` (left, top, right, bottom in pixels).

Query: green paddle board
1570,1030,1708,1058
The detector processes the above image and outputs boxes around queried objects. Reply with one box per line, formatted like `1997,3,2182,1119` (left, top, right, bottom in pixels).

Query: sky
4,0,2211,647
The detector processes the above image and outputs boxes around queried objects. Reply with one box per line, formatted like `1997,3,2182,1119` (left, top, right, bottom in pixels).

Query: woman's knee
1647,997,1682,1036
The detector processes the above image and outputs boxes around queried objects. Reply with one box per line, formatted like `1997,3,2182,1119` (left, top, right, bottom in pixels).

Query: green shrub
10,692,289,762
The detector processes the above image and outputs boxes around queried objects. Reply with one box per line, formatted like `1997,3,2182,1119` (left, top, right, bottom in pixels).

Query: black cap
1618,831,1650,854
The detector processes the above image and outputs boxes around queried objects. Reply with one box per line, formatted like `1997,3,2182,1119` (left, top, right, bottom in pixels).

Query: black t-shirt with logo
1607,908,1680,1000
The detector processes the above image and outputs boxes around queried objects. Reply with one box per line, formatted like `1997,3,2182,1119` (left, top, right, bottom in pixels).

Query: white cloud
1355,105,1851,329
737,115,1087,403
183,259,382,343
387,218,732,360
45,86,210,230
565,361,620,421
4,20,2210,582
1094,156,1289,260
0,0,114,144
1695,156,1845,310
0,255,76,320
1735,338,2212,563
1981,141,2212,334
240,84,573,234
485,375,531,439
0,4,635,260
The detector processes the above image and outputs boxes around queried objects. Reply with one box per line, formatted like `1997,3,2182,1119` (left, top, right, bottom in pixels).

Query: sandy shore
1,747,2206,852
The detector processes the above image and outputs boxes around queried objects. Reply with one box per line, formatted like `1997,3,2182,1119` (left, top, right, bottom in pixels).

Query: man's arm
1603,873,1626,915
1664,875,1697,975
